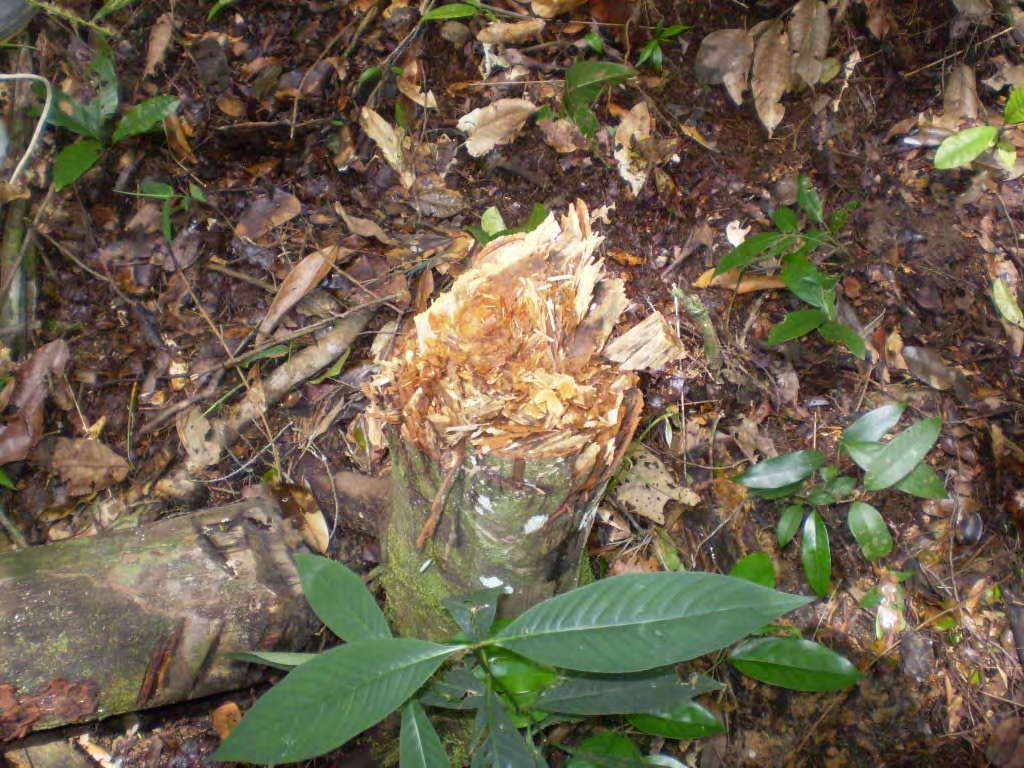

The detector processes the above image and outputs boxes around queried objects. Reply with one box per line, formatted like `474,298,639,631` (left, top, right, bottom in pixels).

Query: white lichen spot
477,495,495,514
523,515,547,535
479,576,514,593
419,558,434,573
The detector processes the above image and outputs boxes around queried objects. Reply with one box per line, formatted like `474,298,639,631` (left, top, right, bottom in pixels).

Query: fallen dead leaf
531,0,587,18
257,245,348,343
334,203,397,245
177,407,223,473
359,107,415,188
234,188,302,240
752,19,790,137
613,101,652,197
143,13,175,78
0,340,69,466
692,267,787,293
695,28,754,106
611,445,700,525
476,19,545,44
50,438,129,496
457,98,539,157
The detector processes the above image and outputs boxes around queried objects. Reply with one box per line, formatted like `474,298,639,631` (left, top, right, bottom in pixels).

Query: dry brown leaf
234,188,301,240
177,407,223,472
0,340,69,466
256,245,347,343
359,107,414,188
692,267,786,293
409,173,466,218
210,702,242,740
752,19,790,137
539,117,587,153
334,203,397,244
273,483,329,553
939,64,979,130
50,438,129,496
143,13,174,78
396,60,438,110
164,113,196,163
457,99,539,157
613,101,652,197
476,19,545,44
789,0,830,87
694,28,754,106
611,445,700,525
216,93,246,117
531,0,587,18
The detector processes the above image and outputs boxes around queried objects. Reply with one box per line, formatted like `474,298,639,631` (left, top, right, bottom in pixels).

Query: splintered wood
370,201,659,488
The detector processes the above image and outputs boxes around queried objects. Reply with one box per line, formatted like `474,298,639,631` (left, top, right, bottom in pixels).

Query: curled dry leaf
789,0,830,87
695,28,754,106
939,64,979,130
539,117,587,153
143,13,175,78
531,0,587,19
396,60,438,110
476,18,545,45
613,101,653,197
234,188,301,240
0,340,69,466
359,107,415,188
693,267,787,293
752,19,790,137
272,483,329,553
457,98,539,157
50,438,129,496
611,444,700,525
256,245,346,343
334,203,397,245
178,406,223,472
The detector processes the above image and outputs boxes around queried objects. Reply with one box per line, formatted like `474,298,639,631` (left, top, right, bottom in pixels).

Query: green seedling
714,175,863,357
45,38,180,191
733,403,945,597
213,556,860,765
636,21,690,71
934,88,1023,172
466,202,548,245
120,180,207,243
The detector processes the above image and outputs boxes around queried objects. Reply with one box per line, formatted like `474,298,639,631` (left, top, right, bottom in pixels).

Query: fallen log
0,498,316,741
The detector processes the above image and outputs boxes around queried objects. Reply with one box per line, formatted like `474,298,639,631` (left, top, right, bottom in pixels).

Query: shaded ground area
1,0,1022,765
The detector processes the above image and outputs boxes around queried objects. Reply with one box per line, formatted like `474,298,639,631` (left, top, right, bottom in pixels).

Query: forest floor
0,0,1022,765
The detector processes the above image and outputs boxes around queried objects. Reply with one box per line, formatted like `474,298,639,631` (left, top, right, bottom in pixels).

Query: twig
416,442,465,549
0,73,50,189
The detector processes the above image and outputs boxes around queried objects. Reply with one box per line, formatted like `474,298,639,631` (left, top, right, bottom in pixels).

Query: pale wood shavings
604,312,688,371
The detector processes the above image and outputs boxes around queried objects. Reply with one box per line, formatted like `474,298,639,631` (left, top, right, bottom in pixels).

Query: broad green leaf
777,505,804,547
512,202,549,233
714,231,782,275
629,700,724,740
45,90,106,140
422,3,479,21
187,182,207,203
1005,88,1024,124
54,140,103,190
419,665,485,711
894,460,947,499
818,320,866,359
862,416,942,490
749,479,806,500
801,510,831,598
471,688,539,768
995,143,1017,174
567,731,643,767
767,309,829,345
444,587,504,641
569,103,599,138
484,647,558,709
401,700,450,768
797,175,824,223
729,552,775,588
729,637,863,691
993,278,1024,328
772,206,798,232
842,403,907,444
933,125,998,170
847,502,893,561
564,61,636,111
294,554,392,642
223,650,318,671
89,38,120,119
535,669,722,716
492,572,811,673
806,482,841,507
480,206,507,236
112,95,180,143
211,639,458,764
733,450,826,490
140,180,175,198
781,253,835,310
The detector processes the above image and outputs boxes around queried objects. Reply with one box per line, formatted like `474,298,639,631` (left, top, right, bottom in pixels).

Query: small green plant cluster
733,403,945,597
45,39,180,190
465,202,547,245
636,21,689,71
934,88,1023,172
213,555,861,765
531,60,636,140
121,180,206,243
714,176,863,357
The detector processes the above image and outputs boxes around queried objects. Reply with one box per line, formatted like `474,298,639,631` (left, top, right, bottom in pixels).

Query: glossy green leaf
797,175,824,223
847,502,893,561
1004,88,1024,124
294,554,392,642
54,140,103,190
729,637,863,691
535,669,721,716
714,231,782,275
842,403,907,444
733,450,826,490
211,639,458,764
993,278,1024,328
636,40,661,69
471,688,539,768
564,61,636,111
934,125,999,170
729,552,775,588
894,460,947,498
89,38,120,119
401,700,450,768
781,253,836,310
862,416,942,490
777,505,804,547
772,206,798,232
422,3,479,21
818,320,866,358
767,309,829,345
569,103,599,138
629,700,724,740
801,510,831,598
223,650,317,671
46,89,106,140
485,647,557,709
567,731,643,767
492,572,811,673
111,95,180,143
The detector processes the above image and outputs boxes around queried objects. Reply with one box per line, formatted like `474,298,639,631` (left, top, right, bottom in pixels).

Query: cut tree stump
370,201,681,639
0,498,316,741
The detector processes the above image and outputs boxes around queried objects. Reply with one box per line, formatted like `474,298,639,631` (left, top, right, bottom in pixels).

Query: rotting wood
369,201,671,639
0,498,316,741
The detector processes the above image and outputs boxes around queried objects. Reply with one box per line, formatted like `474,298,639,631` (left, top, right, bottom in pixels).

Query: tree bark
0,498,316,741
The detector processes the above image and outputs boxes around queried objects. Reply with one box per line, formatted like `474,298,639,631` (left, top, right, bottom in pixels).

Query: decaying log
369,201,674,639
0,498,316,741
